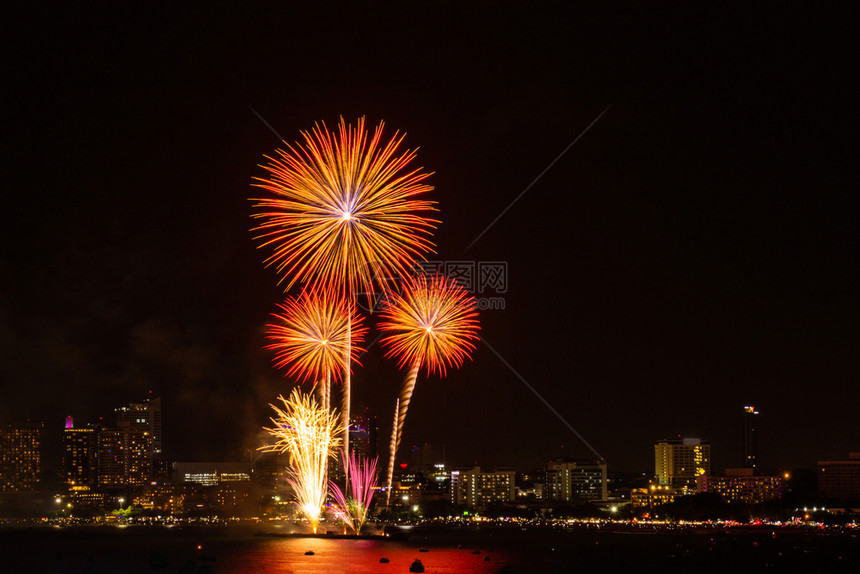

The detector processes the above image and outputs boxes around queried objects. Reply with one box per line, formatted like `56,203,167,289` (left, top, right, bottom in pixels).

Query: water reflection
216,537,514,573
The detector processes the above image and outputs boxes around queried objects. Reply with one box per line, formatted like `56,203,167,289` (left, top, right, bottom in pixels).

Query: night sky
2,4,855,476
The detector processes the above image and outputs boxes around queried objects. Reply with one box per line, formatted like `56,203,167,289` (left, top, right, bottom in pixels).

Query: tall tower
63,417,99,488
743,406,759,473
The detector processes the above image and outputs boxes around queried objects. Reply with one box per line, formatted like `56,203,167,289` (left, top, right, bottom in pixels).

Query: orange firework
378,273,480,376
378,273,480,504
250,116,438,302
266,288,367,406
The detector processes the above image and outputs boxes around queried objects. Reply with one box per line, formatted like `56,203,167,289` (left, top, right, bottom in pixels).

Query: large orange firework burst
378,273,480,376
250,116,438,302
265,288,368,384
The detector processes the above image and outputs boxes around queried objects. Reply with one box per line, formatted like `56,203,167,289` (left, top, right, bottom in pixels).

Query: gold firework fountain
261,389,341,534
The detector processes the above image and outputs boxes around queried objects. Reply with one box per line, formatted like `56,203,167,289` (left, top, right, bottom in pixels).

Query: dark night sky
2,4,856,476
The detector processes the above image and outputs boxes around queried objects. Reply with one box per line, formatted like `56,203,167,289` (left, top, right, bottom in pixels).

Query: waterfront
1,522,858,573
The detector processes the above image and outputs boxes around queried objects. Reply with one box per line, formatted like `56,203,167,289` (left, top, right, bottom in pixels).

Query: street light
118,497,125,509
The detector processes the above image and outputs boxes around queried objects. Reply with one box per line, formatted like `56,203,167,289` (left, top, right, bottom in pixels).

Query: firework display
252,117,478,529
251,116,438,463
328,451,379,535
260,390,341,534
378,273,480,504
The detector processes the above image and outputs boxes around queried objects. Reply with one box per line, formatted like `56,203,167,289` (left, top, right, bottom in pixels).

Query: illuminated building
517,469,545,500
424,463,451,500
697,468,782,504
90,396,160,487
818,453,860,500
0,421,42,492
98,422,152,487
655,438,711,489
62,417,98,488
115,396,162,456
174,462,252,486
213,481,254,515
545,458,608,503
743,406,759,472
98,427,126,487
630,484,680,508
450,466,515,510
124,422,153,485
70,490,106,509
98,427,125,487
132,483,197,515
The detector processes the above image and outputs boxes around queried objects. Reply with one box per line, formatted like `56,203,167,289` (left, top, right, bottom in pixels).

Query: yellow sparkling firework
250,116,438,302
261,389,341,534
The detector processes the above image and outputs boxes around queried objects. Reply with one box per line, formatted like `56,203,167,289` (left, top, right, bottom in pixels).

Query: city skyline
2,5,856,477
5,397,839,480
4,392,859,516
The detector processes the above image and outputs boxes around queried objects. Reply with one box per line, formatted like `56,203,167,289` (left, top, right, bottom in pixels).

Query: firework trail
251,116,438,462
328,451,378,535
261,389,341,534
384,397,400,510
379,273,480,504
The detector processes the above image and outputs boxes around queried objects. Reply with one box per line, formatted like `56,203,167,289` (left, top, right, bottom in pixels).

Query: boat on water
304,550,314,555
379,557,389,563
409,558,425,572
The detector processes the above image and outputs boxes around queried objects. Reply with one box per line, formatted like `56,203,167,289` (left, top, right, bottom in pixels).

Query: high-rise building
97,422,152,487
115,396,162,456
63,417,98,488
743,406,759,472
123,421,153,485
450,466,515,509
98,427,126,487
0,421,42,492
545,458,608,503
655,438,711,490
